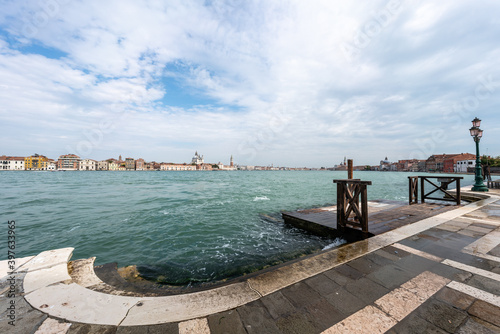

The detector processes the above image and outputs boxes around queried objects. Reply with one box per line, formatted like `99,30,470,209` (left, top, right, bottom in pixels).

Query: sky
0,0,499,167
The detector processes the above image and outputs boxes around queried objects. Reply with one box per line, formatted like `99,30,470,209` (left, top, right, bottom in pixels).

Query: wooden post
420,176,425,203
361,184,368,233
348,159,353,180
334,179,372,234
456,178,461,205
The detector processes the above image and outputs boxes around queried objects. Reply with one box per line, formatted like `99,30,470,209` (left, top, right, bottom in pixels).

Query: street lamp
469,117,488,192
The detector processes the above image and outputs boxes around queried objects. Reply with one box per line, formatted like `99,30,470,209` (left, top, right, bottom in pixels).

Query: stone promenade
1,189,499,333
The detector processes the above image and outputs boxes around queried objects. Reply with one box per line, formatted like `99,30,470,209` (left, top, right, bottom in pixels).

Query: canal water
1,170,474,285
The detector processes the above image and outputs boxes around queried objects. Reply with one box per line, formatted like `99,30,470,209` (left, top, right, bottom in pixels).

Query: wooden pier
282,200,458,240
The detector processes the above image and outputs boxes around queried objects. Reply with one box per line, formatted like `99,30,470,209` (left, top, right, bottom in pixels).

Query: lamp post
469,117,488,192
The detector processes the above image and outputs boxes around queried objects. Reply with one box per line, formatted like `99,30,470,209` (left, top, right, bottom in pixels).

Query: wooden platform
282,200,459,239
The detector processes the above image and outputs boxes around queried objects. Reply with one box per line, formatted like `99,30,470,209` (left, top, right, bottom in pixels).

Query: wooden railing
333,179,372,234
408,176,418,205
408,176,463,205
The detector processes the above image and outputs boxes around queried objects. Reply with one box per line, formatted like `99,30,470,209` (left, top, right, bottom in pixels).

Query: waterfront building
379,157,391,171
160,163,196,171
125,158,135,170
57,154,80,171
456,159,475,173
135,158,145,170
25,154,49,170
97,160,109,171
197,163,213,170
191,151,204,165
107,159,119,171
426,154,460,172
397,159,422,172
79,159,96,171
443,153,476,173
0,156,25,170
230,155,234,167
47,160,57,171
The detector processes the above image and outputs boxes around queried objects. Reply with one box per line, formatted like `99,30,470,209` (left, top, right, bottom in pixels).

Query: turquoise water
0,171,474,284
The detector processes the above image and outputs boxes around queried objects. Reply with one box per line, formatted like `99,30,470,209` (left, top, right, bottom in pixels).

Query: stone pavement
1,189,499,333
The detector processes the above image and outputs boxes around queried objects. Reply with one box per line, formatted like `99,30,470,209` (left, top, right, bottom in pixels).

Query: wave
322,238,347,251
253,196,270,201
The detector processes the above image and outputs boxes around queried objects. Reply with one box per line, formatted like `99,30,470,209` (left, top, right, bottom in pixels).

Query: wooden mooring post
347,159,353,179
408,176,418,205
333,179,372,235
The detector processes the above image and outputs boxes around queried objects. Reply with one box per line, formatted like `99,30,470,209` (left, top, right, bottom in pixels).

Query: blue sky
0,0,499,167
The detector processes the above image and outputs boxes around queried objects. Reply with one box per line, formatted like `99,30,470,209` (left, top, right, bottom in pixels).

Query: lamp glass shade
472,117,481,127
470,127,479,137
477,129,483,138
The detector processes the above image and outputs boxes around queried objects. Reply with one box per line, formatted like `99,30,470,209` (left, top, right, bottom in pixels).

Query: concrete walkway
1,189,500,333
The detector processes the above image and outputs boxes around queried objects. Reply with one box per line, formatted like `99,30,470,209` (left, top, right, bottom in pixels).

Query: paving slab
259,291,295,319
178,318,210,334
207,309,246,334
121,282,259,325
280,281,322,309
324,287,366,316
457,318,500,334
345,277,389,304
25,282,141,326
304,273,340,296
303,298,344,332
468,299,500,327
236,300,281,334
417,298,468,333
391,313,447,334
322,305,397,334
435,286,475,310
23,263,72,294
21,248,74,272
34,317,72,333
367,264,415,289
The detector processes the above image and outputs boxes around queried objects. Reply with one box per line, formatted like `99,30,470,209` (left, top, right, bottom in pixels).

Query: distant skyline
1,1,499,167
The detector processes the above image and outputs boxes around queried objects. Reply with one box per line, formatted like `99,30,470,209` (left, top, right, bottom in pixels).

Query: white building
79,159,96,171
47,161,57,171
160,164,196,171
455,159,475,173
0,156,25,170
191,151,204,165
97,160,109,171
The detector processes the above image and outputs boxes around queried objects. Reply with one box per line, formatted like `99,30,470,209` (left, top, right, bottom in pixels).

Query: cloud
1,0,500,166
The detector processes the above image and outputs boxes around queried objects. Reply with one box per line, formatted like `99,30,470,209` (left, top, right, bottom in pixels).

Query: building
135,158,145,171
191,151,204,165
25,154,49,170
108,159,119,171
0,156,25,170
456,159,475,173
57,154,80,171
47,160,57,171
97,160,109,171
230,155,234,167
160,163,196,171
197,163,213,170
397,159,422,172
448,153,476,173
79,159,96,171
426,154,462,172
125,158,135,170
380,157,391,171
